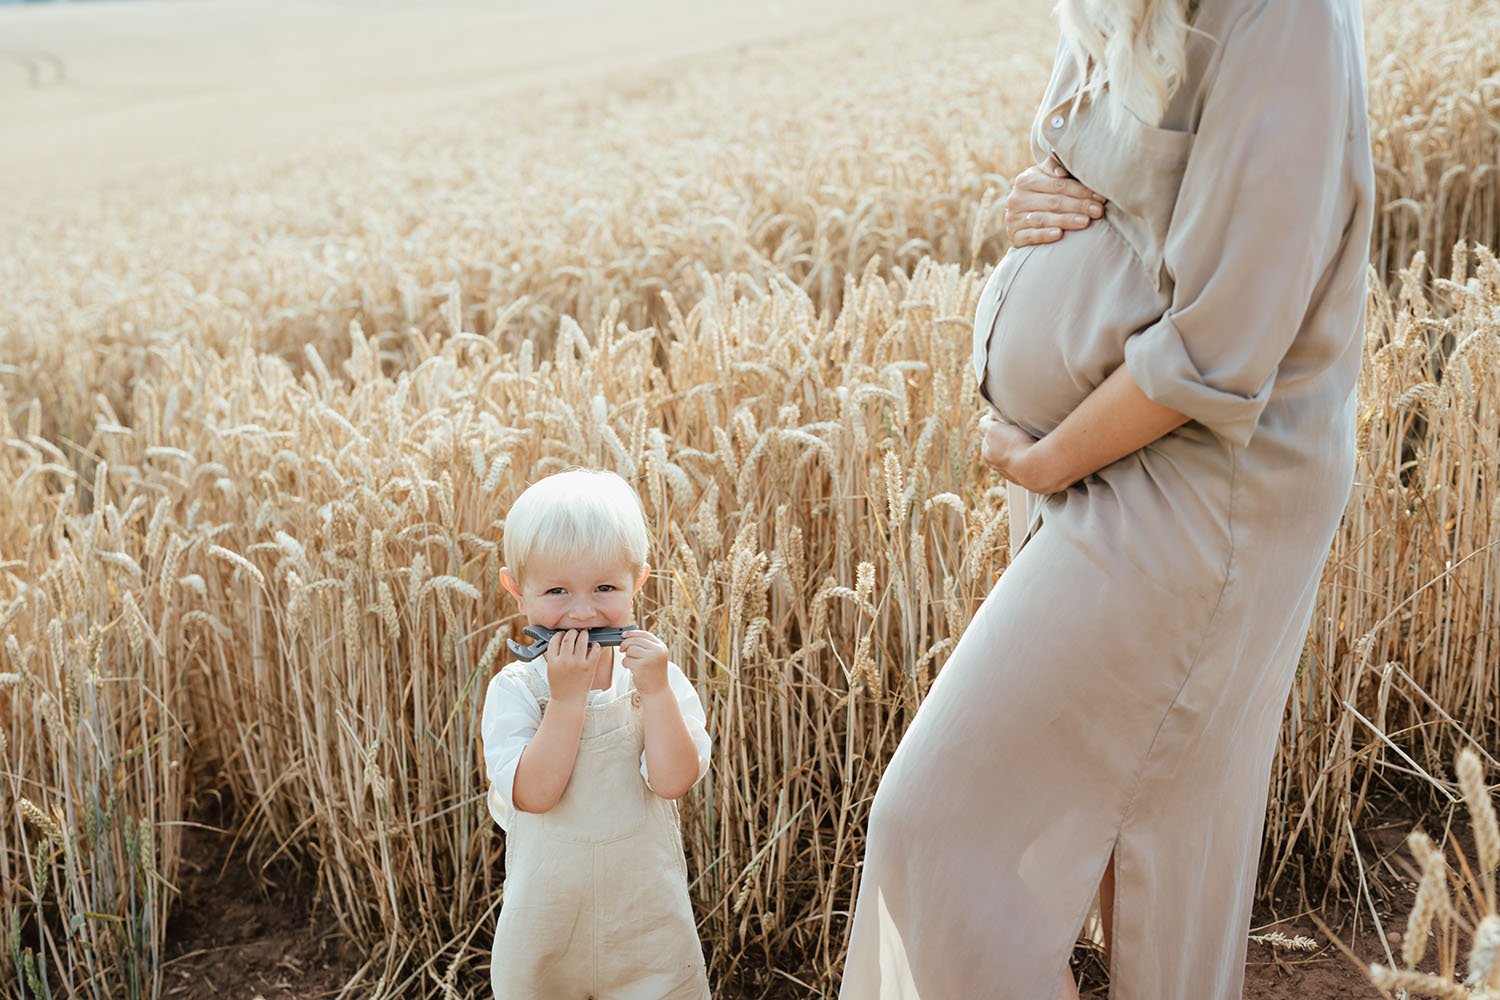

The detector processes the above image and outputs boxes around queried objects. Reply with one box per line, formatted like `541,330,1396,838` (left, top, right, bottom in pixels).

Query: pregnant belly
973,218,1169,437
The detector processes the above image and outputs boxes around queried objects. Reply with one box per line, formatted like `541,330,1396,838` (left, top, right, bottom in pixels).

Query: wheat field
1,0,1498,997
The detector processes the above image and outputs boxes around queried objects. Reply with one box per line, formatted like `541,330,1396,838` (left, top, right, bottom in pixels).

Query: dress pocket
1049,96,1196,290
1120,106,1196,163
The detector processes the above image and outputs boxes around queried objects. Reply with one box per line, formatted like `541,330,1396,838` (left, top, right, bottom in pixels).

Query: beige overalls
490,662,711,1000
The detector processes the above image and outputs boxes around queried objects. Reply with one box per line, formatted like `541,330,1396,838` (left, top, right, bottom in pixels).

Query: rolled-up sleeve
641,662,712,792
480,669,541,832
1124,0,1354,448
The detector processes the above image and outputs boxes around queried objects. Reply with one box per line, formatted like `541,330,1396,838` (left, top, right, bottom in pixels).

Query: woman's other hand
1004,155,1106,247
979,409,1055,494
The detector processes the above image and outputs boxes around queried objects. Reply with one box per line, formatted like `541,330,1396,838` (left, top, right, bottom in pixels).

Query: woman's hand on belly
1004,155,1106,248
978,408,1053,493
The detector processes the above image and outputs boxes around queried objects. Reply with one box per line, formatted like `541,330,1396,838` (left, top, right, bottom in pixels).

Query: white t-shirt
480,648,712,832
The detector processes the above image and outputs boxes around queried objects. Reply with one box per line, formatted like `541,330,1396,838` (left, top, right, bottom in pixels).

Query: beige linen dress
489,663,711,1000
839,1,1374,997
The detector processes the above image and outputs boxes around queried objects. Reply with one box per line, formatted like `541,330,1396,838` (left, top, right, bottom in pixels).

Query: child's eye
544,587,566,595
596,584,617,592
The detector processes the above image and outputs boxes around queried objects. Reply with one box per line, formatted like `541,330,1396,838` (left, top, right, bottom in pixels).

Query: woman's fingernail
1088,204,1102,217
1070,215,1087,225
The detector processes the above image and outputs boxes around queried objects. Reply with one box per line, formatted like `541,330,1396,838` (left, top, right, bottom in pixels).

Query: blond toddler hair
502,469,650,580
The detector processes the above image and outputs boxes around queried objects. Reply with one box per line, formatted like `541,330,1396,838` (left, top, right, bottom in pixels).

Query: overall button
1049,113,1066,130
630,690,642,708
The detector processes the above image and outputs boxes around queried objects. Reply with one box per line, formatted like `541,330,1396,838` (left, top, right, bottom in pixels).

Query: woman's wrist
1016,435,1069,495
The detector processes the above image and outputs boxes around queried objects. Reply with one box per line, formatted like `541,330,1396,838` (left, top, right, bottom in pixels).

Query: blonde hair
1055,0,1192,128
503,469,649,580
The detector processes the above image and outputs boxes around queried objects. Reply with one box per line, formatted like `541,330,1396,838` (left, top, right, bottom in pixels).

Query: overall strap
520,663,550,716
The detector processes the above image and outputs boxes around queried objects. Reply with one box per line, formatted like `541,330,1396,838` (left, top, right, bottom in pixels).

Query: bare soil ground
164,807,359,1000
164,803,1406,999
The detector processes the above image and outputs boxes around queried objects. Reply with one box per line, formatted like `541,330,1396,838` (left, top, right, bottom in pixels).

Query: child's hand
545,629,610,706
619,629,670,696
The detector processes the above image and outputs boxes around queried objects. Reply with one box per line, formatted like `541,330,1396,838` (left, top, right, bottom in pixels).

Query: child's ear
633,563,651,592
500,567,523,603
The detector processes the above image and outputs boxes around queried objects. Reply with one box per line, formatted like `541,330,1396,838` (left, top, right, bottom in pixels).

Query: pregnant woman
838,0,1373,997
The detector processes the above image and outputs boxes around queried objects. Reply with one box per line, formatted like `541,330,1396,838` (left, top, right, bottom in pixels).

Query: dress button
630,690,641,708
1049,113,1066,129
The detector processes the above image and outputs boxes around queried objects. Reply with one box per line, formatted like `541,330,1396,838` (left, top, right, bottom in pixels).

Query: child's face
501,551,648,632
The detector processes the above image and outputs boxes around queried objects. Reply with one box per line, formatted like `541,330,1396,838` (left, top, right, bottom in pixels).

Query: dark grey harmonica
505,624,638,662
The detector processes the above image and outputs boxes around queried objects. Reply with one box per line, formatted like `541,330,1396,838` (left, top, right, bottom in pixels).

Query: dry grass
1364,748,1500,997
1367,0,1500,284
1263,242,1500,906
4,256,1011,996
0,1,1498,997
0,6,1051,453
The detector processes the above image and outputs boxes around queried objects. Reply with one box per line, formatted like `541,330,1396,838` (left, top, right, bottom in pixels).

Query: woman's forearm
1022,365,1190,493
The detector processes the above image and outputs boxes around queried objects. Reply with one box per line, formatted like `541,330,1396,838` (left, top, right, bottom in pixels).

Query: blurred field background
1,0,1498,996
